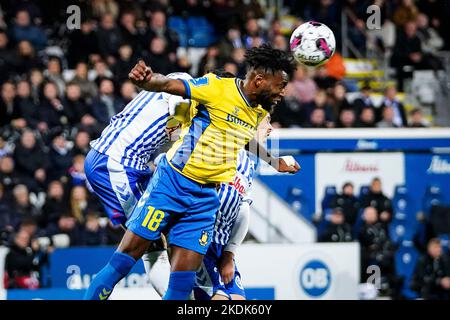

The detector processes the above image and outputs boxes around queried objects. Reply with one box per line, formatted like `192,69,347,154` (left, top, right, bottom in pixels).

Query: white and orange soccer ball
290,21,336,67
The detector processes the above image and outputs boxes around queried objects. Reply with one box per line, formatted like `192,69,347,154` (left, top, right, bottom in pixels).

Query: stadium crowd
0,0,449,298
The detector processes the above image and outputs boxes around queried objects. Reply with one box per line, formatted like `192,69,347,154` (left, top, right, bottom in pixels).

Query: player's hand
276,157,300,174
128,60,152,85
219,251,235,285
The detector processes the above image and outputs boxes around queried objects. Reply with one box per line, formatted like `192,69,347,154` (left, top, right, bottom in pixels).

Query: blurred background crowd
0,0,449,298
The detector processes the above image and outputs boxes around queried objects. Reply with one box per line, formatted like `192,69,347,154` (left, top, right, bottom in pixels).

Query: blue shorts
84,149,152,225
194,242,245,300
126,156,220,255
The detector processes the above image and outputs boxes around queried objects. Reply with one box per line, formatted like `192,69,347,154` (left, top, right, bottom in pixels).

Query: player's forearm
247,138,278,168
225,201,250,254
135,73,187,97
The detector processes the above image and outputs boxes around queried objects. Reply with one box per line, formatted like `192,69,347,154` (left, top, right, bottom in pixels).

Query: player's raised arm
247,138,300,174
128,60,187,97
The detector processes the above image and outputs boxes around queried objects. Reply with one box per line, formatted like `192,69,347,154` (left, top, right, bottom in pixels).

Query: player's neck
240,79,258,107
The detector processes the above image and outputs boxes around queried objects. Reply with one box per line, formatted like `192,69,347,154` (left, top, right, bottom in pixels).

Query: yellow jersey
166,73,267,184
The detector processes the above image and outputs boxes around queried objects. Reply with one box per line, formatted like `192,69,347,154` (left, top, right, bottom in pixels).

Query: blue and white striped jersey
213,149,257,245
90,73,192,170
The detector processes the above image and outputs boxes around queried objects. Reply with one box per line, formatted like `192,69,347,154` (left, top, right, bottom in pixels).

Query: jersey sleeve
180,73,224,105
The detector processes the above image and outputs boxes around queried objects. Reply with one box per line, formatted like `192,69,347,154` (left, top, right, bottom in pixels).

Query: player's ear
254,73,265,88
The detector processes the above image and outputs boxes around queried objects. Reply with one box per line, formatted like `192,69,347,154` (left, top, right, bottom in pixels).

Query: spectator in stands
378,85,407,126
352,85,376,117
328,82,352,120
44,57,66,97
0,30,13,85
40,180,67,229
67,18,101,68
272,34,288,52
218,26,245,60
377,106,398,128
68,185,91,224
38,82,73,131
70,62,98,103
411,238,450,299
318,207,353,242
313,65,338,90
359,206,398,297
10,184,40,229
361,177,393,225
0,156,22,198
71,130,91,157
271,83,305,128
66,155,88,188
29,68,44,105
230,48,247,78
393,0,419,27
143,10,178,62
63,82,92,127
142,36,175,75
80,212,109,246
120,80,137,105
16,79,39,129
10,10,47,50
0,81,22,129
113,43,137,83
416,13,444,56
243,18,267,49
48,131,73,182
198,45,223,77
46,213,82,247
0,183,14,245
324,50,346,81
337,108,356,128
91,0,120,20
0,136,12,159
97,13,123,63
291,65,317,104
13,130,48,191
119,11,141,53
330,182,360,226
391,20,435,90
303,89,335,124
12,40,43,78
91,60,114,87
4,230,44,289
357,107,377,128
304,108,328,128
91,78,123,125
408,108,429,128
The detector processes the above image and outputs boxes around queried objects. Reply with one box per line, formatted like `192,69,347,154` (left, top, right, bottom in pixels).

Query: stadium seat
359,185,370,200
321,185,337,213
395,241,420,299
286,186,313,221
422,184,444,218
168,16,189,47
438,234,450,254
392,185,416,224
187,17,216,47
388,220,417,244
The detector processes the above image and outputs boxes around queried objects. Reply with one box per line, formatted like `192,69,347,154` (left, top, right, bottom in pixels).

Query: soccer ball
290,21,336,67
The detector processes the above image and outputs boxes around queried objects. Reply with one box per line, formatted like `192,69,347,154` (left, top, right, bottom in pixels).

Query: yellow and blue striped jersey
166,73,267,184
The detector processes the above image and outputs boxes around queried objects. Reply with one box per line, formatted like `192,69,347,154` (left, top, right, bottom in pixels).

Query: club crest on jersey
199,230,209,246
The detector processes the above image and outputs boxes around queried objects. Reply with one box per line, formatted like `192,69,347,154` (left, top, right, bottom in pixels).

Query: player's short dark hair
244,43,297,77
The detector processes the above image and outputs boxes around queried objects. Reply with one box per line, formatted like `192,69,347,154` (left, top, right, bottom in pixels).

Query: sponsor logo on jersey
226,114,255,130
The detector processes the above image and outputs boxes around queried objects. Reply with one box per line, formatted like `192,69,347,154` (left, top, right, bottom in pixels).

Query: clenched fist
128,60,153,85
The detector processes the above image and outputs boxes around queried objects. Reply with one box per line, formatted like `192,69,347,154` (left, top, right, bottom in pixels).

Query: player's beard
256,90,277,113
